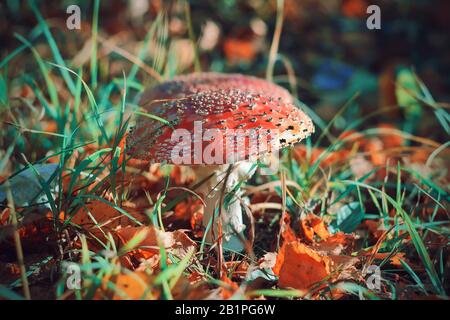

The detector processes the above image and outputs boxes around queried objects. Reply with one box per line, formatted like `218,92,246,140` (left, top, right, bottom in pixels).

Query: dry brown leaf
258,252,277,270
116,226,197,262
70,200,146,239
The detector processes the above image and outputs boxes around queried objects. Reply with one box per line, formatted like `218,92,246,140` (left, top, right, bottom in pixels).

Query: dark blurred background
1,0,449,138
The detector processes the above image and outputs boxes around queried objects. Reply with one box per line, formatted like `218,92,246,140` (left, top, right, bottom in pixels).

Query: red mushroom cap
127,84,314,165
139,72,294,108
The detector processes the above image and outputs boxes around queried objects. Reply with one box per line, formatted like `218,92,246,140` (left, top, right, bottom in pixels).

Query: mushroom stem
192,162,256,252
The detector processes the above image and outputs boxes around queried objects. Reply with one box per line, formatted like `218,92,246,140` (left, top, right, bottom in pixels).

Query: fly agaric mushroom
139,72,294,106
127,73,314,252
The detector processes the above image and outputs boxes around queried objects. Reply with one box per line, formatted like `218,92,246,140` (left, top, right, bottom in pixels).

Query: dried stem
5,182,31,300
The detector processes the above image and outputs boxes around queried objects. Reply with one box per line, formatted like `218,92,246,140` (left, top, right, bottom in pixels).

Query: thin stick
5,182,31,300
184,0,201,72
266,0,285,81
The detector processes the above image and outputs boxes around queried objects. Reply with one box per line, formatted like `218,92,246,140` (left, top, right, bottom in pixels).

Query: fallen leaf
99,271,157,300
279,212,296,243
116,226,196,262
300,213,330,242
274,241,331,292
258,252,277,270
220,274,239,299
70,200,145,241
225,260,249,280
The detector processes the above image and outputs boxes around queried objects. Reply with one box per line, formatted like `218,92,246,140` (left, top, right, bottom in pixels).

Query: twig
266,0,285,81
5,182,31,300
184,0,201,72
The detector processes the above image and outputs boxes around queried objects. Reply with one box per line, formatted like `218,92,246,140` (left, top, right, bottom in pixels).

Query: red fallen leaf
116,226,196,262
300,214,330,243
223,38,256,64
273,241,331,292
220,274,239,299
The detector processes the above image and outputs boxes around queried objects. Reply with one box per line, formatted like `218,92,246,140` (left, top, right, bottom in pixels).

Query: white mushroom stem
191,161,256,252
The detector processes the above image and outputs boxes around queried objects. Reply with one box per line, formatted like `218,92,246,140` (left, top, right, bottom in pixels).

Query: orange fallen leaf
220,274,239,299
314,232,356,255
116,226,196,262
300,213,330,243
174,197,203,223
70,200,145,238
97,271,156,300
279,212,296,243
274,241,331,292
